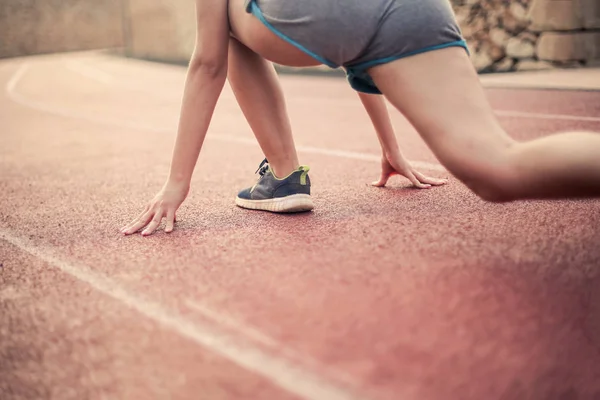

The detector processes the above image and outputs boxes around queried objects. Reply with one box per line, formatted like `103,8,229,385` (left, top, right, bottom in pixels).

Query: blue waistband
245,0,469,95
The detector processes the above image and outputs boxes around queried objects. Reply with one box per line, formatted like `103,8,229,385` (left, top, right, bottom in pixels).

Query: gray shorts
245,0,467,94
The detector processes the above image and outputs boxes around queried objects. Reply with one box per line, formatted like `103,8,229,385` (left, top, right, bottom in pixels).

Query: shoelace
255,158,269,177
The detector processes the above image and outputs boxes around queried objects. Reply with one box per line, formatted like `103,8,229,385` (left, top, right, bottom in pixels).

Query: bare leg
368,47,600,201
227,37,300,177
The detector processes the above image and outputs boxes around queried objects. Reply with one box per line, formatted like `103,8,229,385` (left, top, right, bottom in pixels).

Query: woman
122,0,600,236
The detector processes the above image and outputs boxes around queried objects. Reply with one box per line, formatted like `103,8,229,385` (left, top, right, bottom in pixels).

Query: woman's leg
227,37,299,177
368,47,600,201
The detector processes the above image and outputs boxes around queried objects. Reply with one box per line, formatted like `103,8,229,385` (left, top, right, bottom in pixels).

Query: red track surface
2,52,600,400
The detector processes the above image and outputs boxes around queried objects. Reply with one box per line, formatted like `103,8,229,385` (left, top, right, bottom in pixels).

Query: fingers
142,209,165,236
413,170,448,186
371,171,393,187
406,171,431,189
120,205,149,232
372,166,443,189
121,209,154,235
122,202,179,237
165,209,176,233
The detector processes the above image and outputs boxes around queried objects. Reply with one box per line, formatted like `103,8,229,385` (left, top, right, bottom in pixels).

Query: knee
468,178,517,203
449,148,521,203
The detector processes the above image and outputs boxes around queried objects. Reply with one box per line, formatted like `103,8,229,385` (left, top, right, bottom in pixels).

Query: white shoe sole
235,194,314,213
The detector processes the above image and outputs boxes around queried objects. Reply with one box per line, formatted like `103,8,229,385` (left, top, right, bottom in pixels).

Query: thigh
368,47,515,178
227,0,320,67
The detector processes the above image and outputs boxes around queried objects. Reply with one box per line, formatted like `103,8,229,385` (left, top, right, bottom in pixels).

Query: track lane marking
5,62,446,172
0,229,370,400
67,57,600,123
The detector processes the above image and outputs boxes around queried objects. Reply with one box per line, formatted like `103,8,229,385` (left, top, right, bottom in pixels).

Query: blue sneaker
235,159,314,213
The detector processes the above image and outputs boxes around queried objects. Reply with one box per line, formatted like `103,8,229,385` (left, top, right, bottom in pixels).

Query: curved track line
65,60,114,84
68,57,600,123
0,229,369,400
494,110,600,123
5,62,446,172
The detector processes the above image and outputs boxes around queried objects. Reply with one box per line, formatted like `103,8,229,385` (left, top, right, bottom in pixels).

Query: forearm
168,62,227,184
358,92,401,158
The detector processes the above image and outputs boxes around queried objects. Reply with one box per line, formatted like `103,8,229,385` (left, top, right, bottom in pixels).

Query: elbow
188,56,227,80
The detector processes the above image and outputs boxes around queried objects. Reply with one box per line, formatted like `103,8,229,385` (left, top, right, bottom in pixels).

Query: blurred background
2,3,600,400
1,0,599,73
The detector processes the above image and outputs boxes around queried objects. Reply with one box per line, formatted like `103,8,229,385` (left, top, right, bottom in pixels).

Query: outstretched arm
121,0,230,236
167,0,230,185
357,92,447,188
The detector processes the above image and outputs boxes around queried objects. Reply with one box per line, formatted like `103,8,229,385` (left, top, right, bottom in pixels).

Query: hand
121,181,190,236
372,153,448,189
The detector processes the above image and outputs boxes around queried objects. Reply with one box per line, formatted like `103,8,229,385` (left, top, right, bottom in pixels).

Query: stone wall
530,0,600,65
0,0,124,59
2,0,598,74
454,0,600,72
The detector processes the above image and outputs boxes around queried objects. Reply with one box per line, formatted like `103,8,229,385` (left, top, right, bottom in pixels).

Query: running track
1,51,600,400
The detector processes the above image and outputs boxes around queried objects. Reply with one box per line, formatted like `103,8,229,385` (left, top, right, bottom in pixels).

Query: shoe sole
235,194,314,213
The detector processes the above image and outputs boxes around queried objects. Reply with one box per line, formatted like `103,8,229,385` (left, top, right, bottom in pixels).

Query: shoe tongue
255,158,269,174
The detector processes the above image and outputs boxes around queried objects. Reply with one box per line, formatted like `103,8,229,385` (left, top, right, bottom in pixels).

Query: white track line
494,110,600,123
0,229,367,400
7,64,173,133
185,300,361,388
186,300,282,348
6,63,28,96
4,64,375,400
5,63,445,172
65,60,114,84
68,56,600,123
